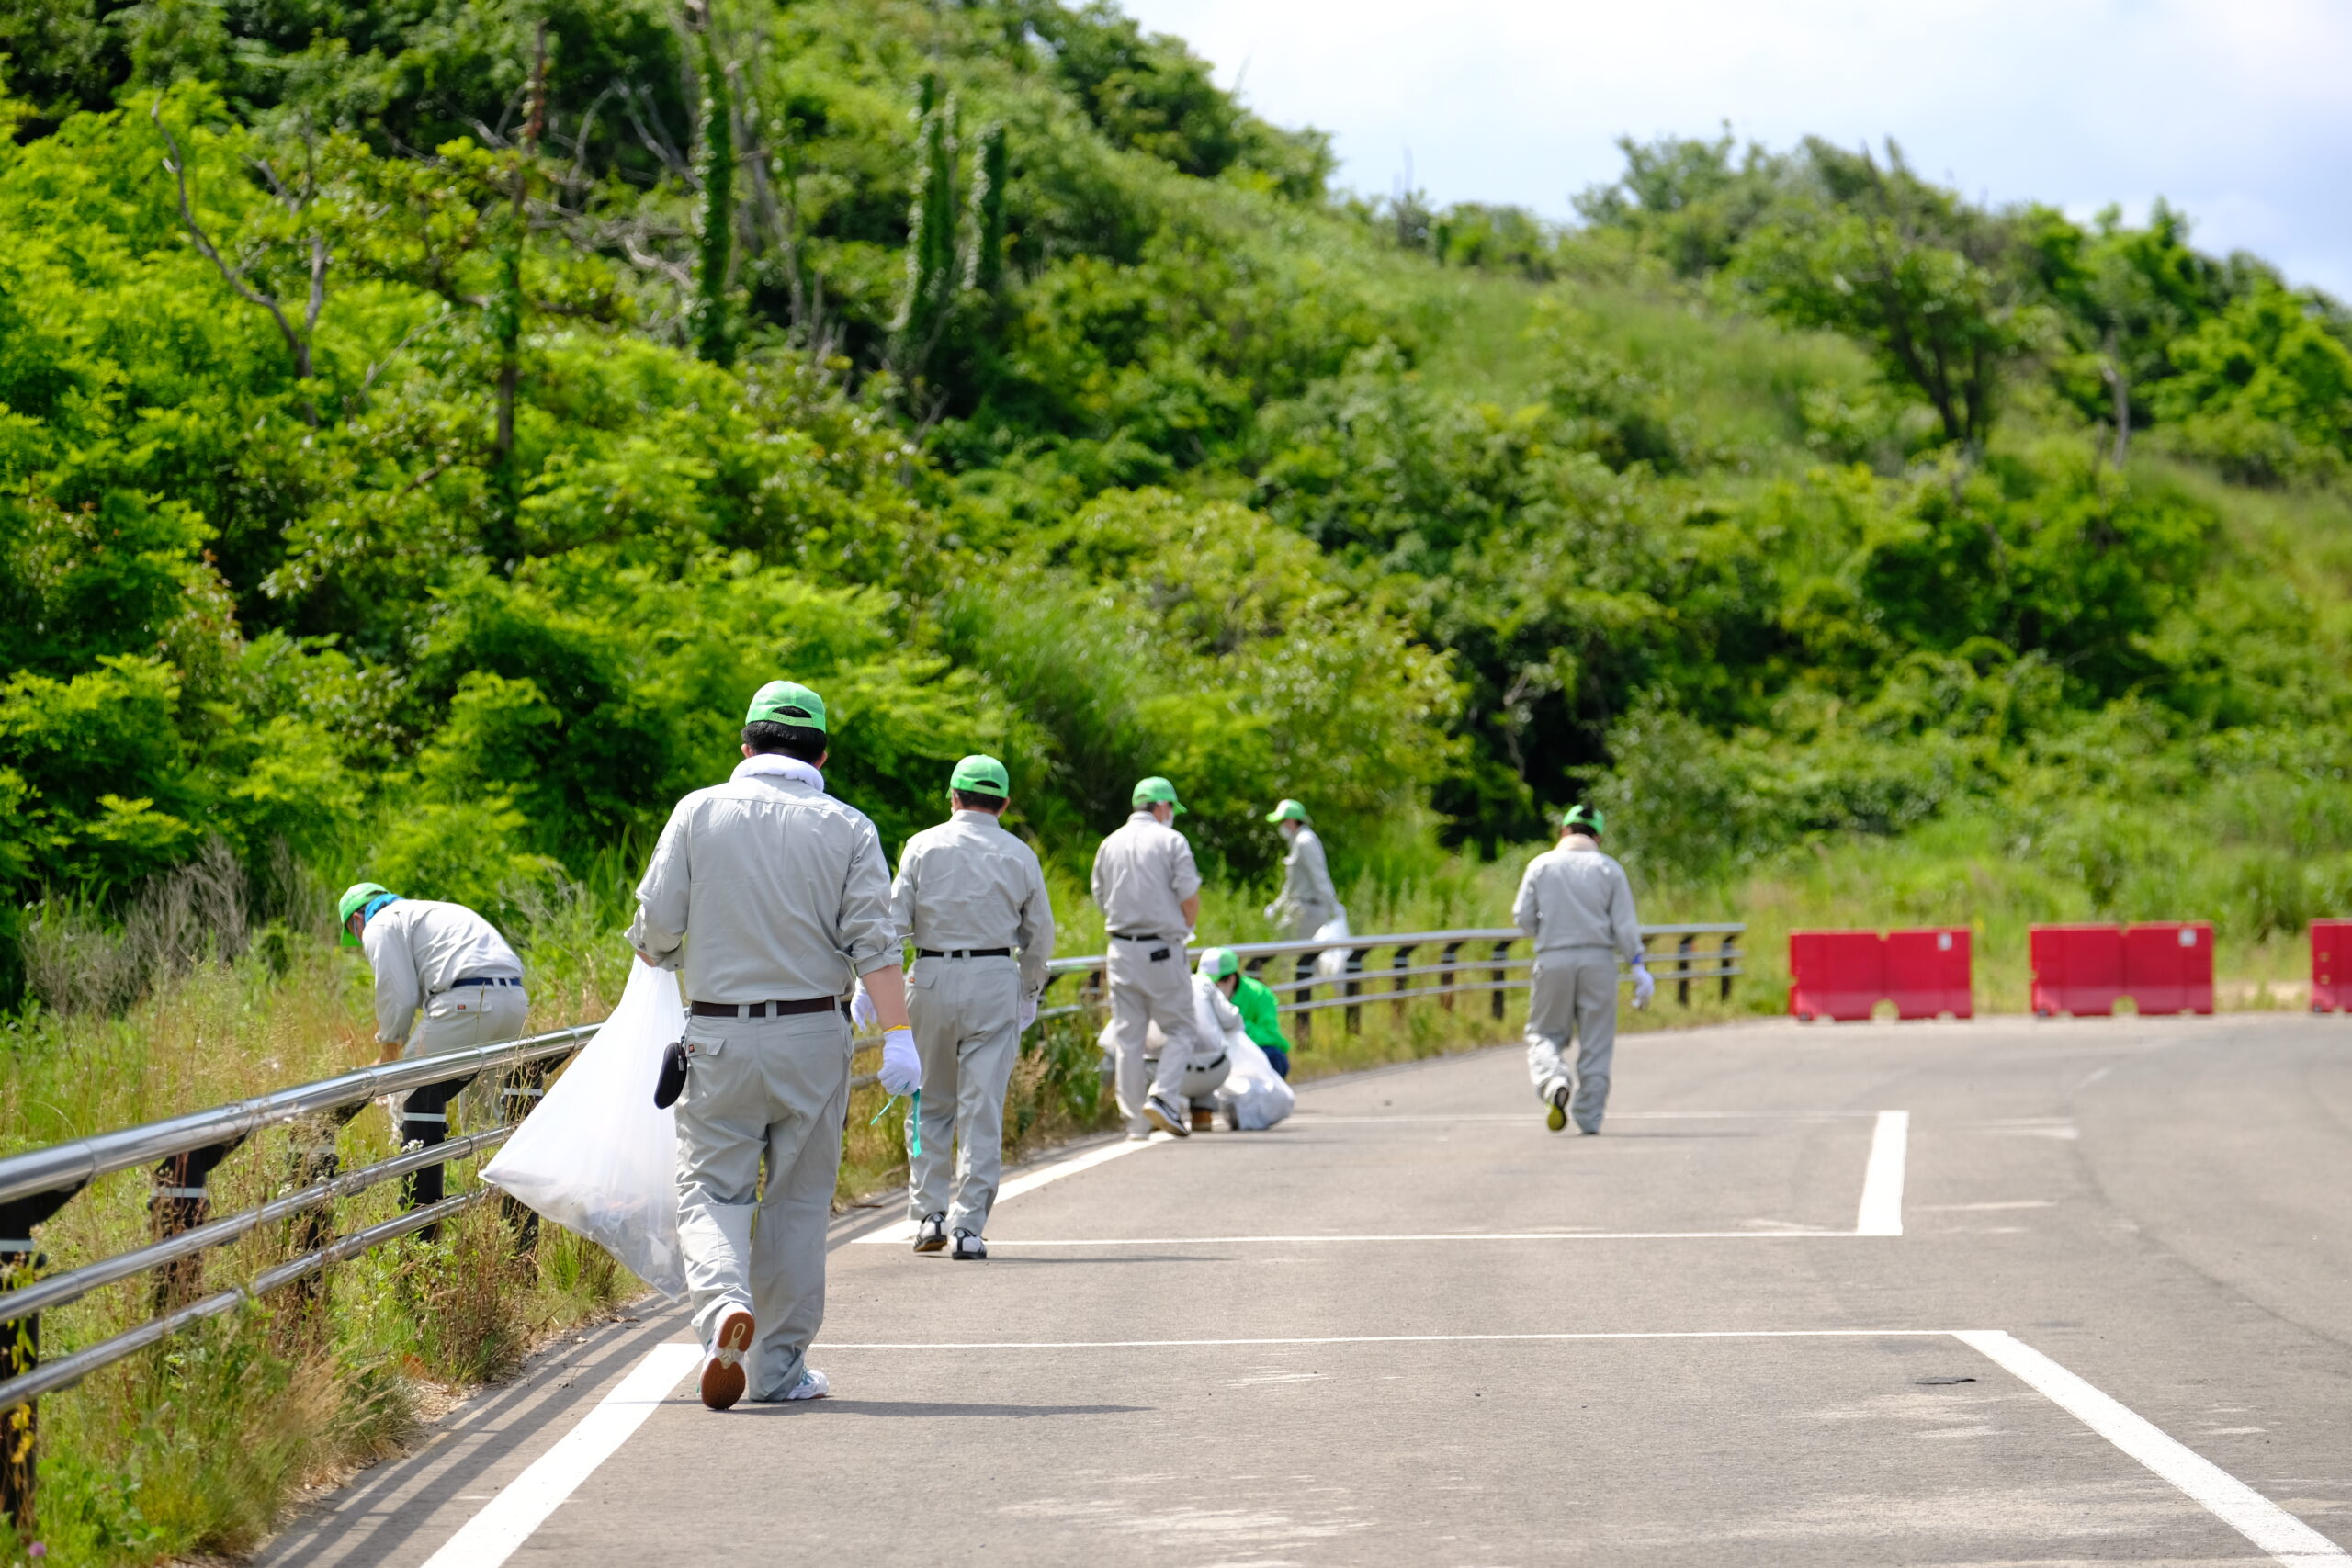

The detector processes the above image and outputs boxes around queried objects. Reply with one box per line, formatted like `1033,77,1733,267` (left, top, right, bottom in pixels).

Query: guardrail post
498,1059,550,1251
1344,947,1369,1033
152,1140,243,1310
1677,934,1696,1007
284,1111,350,1327
1293,954,1314,1043
1721,934,1736,1003
1490,940,1511,1021
1439,942,1462,1010
2,1187,79,1542
1391,944,1417,1022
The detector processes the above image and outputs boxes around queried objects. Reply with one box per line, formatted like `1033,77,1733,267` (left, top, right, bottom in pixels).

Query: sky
1115,0,2352,299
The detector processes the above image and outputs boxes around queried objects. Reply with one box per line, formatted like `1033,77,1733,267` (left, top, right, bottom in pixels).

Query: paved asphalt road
262,1012,2352,1566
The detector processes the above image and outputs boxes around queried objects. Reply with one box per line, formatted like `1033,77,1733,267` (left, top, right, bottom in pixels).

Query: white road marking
978,1230,1848,1247
1297,1111,1877,1123
819,1328,1953,1349
1957,1330,2348,1566
854,1135,1156,1245
415,1341,701,1568
1856,1110,1909,1235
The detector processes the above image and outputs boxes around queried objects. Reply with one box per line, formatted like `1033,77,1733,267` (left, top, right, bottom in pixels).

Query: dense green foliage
3,0,2351,1012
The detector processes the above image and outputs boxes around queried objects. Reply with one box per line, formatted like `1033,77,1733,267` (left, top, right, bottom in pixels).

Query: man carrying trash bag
628,680,922,1411
890,754,1056,1260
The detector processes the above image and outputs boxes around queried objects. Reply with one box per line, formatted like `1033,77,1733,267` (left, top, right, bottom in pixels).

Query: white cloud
1115,0,2352,296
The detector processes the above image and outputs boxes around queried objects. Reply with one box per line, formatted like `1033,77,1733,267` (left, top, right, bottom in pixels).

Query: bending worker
1263,798,1339,940
340,883,527,1220
629,680,921,1411
1091,776,1204,1139
891,755,1056,1261
1510,805,1654,1134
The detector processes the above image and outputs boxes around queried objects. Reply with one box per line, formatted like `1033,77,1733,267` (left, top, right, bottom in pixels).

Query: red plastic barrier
1790,928,1972,1021
2313,919,2352,1013
2030,922,2212,1016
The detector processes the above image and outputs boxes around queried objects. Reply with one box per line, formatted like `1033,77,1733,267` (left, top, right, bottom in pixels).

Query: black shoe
950,1229,987,1260
913,1212,947,1253
1144,1095,1191,1137
1545,1083,1570,1133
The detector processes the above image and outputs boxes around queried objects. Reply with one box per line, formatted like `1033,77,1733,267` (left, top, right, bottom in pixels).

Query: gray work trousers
674,1007,849,1401
1105,938,1202,1134
1524,951,1619,1134
905,955,1023,1235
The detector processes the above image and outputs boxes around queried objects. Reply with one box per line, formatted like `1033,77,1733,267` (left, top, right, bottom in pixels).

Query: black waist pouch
653,1040,690,1109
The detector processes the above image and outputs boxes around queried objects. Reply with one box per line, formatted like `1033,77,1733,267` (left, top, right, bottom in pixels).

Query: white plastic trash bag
1312,908,1352,980
481,958,686,1300
1215,1034,1295,1131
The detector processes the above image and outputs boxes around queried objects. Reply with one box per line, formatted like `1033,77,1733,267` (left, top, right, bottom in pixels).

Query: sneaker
784,1367,830,1401
950,1229,987,1260
1544,1082,1570,1134
913,1212,947,1253
1144,1095,1191,1138
701,1309,754,1410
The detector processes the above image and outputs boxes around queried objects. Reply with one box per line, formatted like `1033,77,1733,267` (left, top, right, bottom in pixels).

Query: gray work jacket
891,810,1057,1000
629,770,899,1004
1271,826,1340,930
360,898,525,1044
1090,811,1202,937
1510,836,1643,961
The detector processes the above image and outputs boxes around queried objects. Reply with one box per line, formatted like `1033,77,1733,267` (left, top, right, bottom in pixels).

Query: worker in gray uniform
892,754,1056,1260
1262,798,1339,940
340,883,528,1220
629,680,921,1411
1090,776,1204,1139
1510,805,1654,1134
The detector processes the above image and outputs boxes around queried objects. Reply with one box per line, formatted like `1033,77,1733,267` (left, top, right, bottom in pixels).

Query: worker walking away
892,755,1056,1261
1091,776,1204,1139
340,884,528,1224
1200,945,1294,1078
629,681,920,1411
1510,806,1655,1135
1262,799,1339,941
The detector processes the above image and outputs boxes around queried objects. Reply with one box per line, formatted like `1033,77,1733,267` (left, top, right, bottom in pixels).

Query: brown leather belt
688,997,845,1019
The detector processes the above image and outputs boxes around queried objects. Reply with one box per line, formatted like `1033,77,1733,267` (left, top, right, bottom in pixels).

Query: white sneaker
784,1367,830,1401
700,1310,754,1410
1144,1095,1190,1137
913,1212,947,1253
950,1229,987,1260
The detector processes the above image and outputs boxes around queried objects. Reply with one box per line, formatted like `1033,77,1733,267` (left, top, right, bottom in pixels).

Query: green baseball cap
1562,804,1605,835
1266,798,1308,824
338,882,393,946
745,680,828,733
950,754,1010,795
1132,776,1186,814
1197,946,1239,980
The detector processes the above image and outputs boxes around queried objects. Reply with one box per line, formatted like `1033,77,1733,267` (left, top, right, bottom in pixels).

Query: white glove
1632,962,1656,1010
879,1027,922,1094
850,981,877,1031
1018,995,1038,1032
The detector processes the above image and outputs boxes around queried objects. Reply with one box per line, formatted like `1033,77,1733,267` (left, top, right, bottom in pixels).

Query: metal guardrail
1034,923,1744,1038
0,919,1739,1537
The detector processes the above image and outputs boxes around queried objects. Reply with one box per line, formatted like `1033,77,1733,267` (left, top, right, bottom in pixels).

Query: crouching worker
1195,948,1295,1130
341,884,527,1220
1510,806,1654,1135
1201,946,1294,1078
629,681,922,1411
892,755,1056,1261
